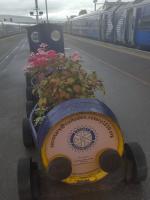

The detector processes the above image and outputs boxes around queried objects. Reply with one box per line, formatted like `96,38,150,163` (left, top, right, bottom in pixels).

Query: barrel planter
25,72,32,87
26,74,40,102
18,98,148,200
38,98,124,184
25,76,38,117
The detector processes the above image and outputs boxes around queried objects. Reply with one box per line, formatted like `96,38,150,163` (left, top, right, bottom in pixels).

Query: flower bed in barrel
24,43,105,123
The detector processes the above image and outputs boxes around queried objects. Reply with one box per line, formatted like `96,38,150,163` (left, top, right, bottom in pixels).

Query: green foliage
34,65,105,127
26,50,105,127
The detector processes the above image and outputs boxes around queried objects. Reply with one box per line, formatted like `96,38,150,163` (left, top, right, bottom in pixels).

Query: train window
138,17,150,29
143,5,150,17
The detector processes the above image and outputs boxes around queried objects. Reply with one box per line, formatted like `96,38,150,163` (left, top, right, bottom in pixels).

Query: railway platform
0,34,150,200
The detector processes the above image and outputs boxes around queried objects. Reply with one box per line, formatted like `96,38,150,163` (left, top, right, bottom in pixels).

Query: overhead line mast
35,0,39,24
45,0,49,23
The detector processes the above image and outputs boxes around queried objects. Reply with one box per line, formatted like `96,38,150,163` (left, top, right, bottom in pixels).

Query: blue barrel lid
37,98,118,148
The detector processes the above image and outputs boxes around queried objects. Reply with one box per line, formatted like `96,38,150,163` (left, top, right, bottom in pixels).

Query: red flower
46,50,57,59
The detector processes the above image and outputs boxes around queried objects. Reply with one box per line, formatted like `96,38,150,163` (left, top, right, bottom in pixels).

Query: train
0,21,30,38
64,0,150,50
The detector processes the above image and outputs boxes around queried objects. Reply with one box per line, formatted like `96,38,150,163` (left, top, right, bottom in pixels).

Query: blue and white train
65,0,150,50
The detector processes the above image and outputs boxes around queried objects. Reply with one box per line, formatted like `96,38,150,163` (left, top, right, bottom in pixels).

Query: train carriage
114,0,150,48
0,22,29,38
66,0,150,51
3,22,20,35
71,11,100,40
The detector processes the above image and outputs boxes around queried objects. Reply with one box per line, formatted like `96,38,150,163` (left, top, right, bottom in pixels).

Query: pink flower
29,56,48,68
47,50,57,59
71,51,80,62
26,48,59,70
37,48,46,54
28,53,36,62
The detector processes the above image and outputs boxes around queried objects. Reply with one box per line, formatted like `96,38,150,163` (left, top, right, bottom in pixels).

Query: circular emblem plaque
51,30,61,41
70,127,96,151
41,112,124,184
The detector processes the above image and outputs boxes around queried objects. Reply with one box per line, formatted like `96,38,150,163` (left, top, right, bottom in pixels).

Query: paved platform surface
0,34,149,200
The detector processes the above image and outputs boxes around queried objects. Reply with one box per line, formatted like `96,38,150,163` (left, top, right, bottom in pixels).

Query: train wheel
26,86,33,101
22,118,34,148
124,142,147,183
26,101,34,118
17,157,40,200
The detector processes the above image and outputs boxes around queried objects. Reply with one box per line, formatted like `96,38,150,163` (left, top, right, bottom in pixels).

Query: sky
0,0,132,21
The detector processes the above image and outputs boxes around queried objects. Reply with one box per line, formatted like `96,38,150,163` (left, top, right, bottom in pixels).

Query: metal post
45,0,49,23
94,3,96,11
93,0,97,11
35,0,39,24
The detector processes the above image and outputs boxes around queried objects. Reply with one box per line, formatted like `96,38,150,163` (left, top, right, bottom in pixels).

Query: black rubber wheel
48,157,72,181
26,101,34,118
22,118,34,148
26,73,32,87
99,149,122,173
26,86,33,101
17,157,40,200
124,142,148,183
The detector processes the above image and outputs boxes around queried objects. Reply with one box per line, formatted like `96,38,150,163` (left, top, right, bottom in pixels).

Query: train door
101,13,107,41
99,13,102,40
134,7,142,46
0,23,4,37
136,7,142,28
126,8,136,46
100,13,104,41
105,12,113,42
69,21,72,35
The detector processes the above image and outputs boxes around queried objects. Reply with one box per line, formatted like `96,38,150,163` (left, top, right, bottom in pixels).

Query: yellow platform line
82,49,150,87
66,34,150,61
